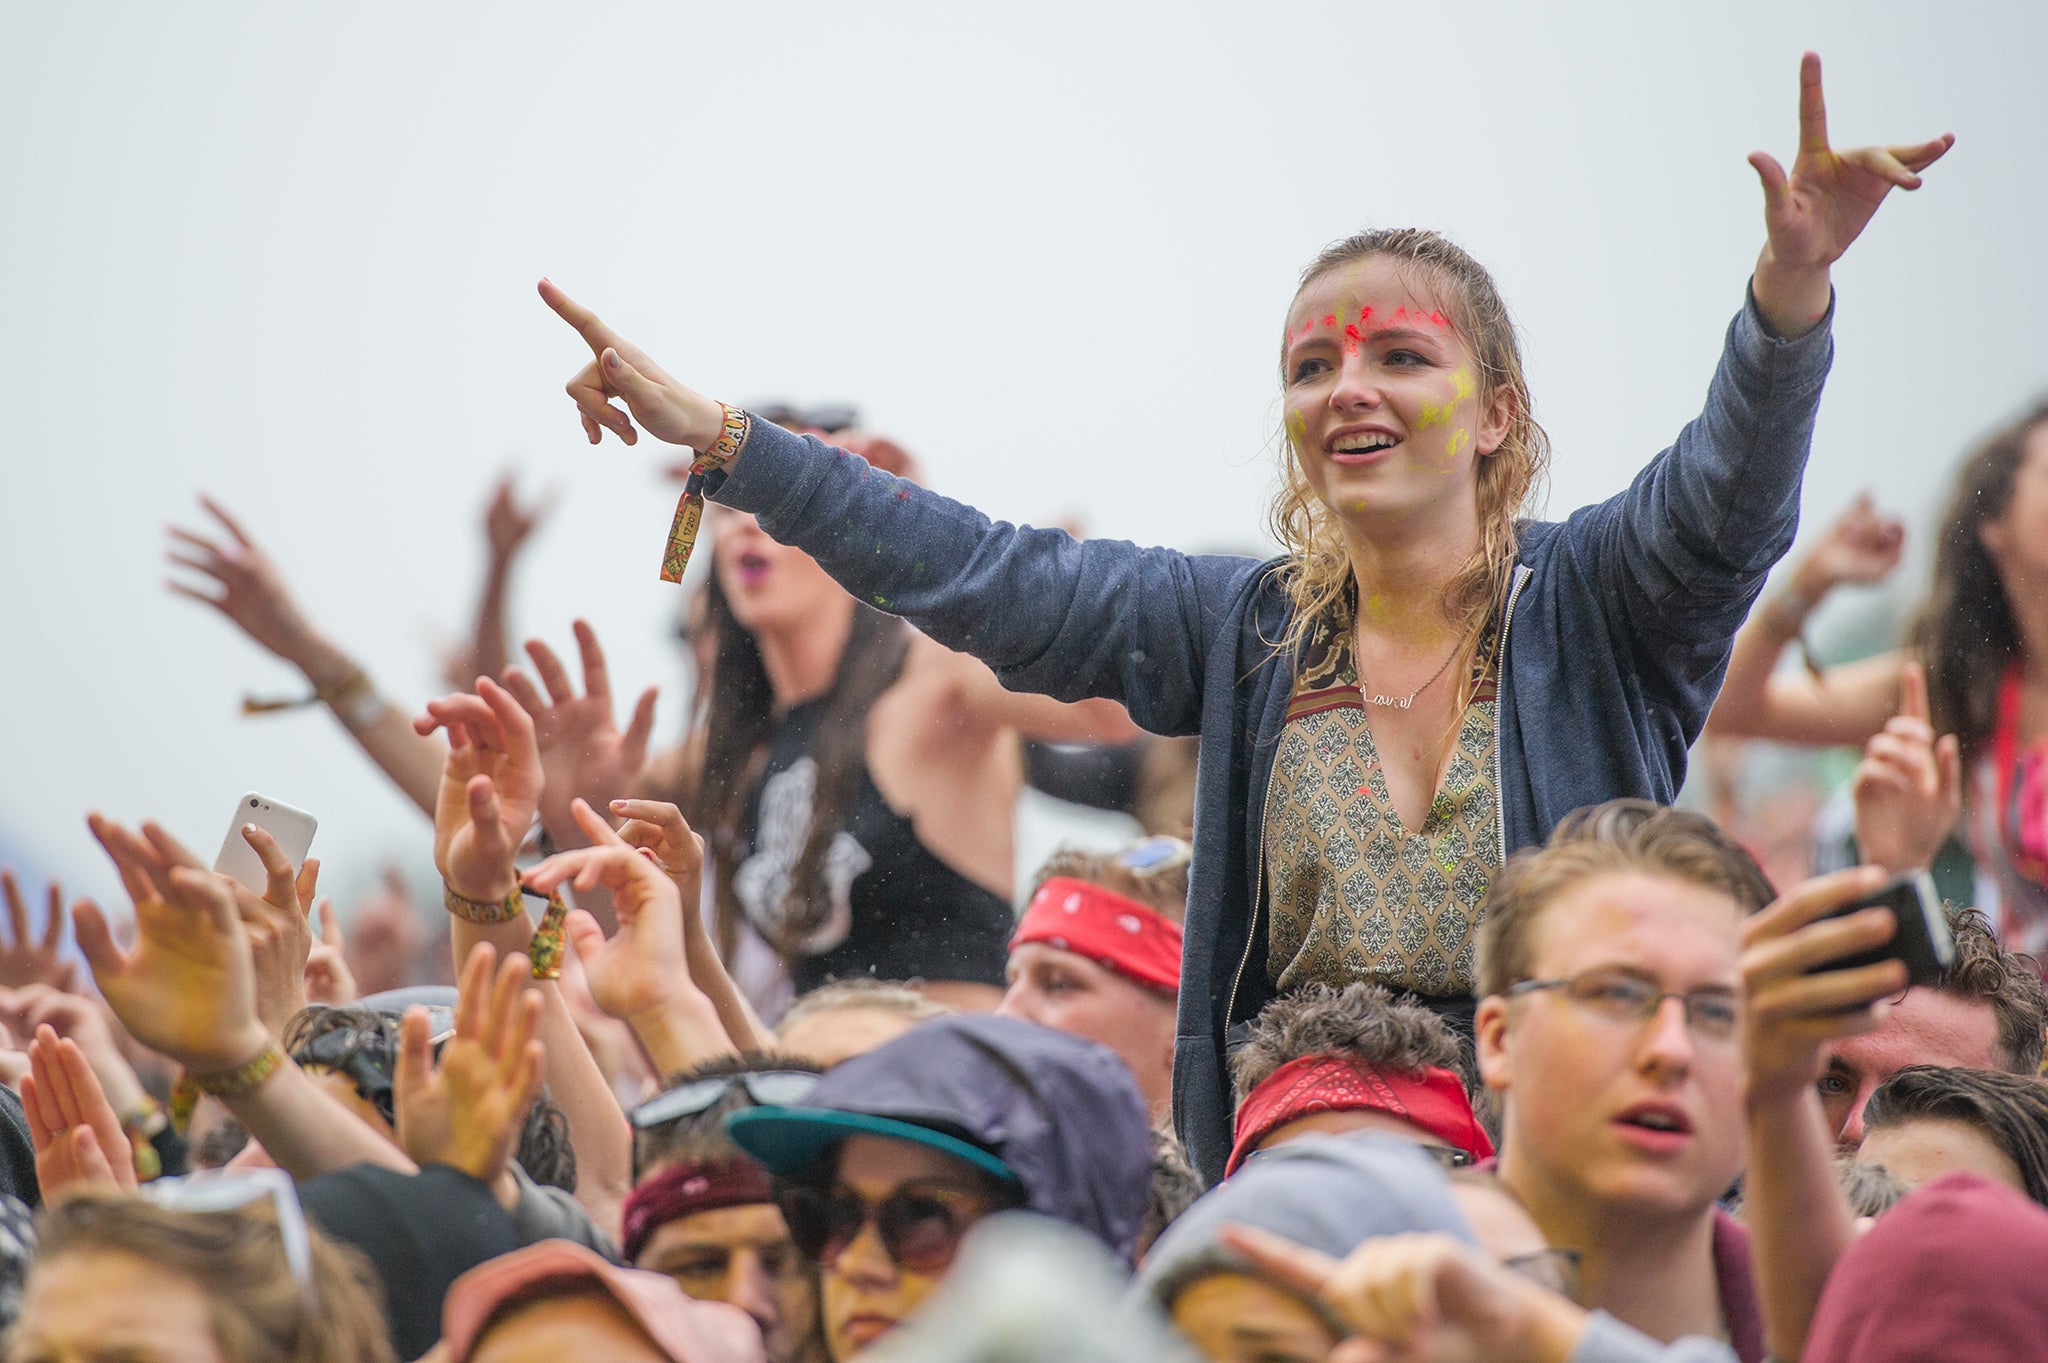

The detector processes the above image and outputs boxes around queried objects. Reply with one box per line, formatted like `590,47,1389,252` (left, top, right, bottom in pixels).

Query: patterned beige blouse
1263,593,1503,997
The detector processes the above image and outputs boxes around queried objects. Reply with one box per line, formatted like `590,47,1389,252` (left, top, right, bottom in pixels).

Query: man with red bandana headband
997,840,1186,1115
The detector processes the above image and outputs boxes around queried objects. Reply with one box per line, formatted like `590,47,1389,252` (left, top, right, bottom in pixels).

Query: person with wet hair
537,56,1949,1182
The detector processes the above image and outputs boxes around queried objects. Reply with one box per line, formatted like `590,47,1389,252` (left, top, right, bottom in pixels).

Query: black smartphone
1811,870,1954,987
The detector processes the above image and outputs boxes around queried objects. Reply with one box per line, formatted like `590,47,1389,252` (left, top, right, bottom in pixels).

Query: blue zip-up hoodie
706,288,1833,1185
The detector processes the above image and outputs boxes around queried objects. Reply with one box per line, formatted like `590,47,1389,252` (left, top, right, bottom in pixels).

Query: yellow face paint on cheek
1416,368,1477,431
1446,429,1471,458
1285,409,1309,451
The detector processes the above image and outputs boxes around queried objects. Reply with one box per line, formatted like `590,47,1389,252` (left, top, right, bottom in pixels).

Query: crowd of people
4,49,2044,1363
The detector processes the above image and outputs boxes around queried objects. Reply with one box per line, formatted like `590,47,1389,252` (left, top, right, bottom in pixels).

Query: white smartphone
212,793,319,893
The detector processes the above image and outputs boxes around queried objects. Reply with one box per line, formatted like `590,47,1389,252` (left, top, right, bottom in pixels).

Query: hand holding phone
1808,869,1953,987
212,794,318,895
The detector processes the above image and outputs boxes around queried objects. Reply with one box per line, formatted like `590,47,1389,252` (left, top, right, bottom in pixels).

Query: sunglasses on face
775,1183,996,1275
631,1071,823,1131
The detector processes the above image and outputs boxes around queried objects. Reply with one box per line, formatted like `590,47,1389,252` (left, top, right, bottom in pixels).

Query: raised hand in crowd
22,1024,136,1197
442,471,551,690
0,986,155,1147
1850,661,1962,873
303,898,359,1006
1737,866,1909,1362
418,680,635,1236
1746,51,1954,336
415,676,544,907
526,799,740,1077
500,620,658,854
78,813,409,1182
79,815,275,1076
0,869,77,992
394,942,543,1195
223,822,323,1036
1222,1223,1591,1363
166,495,446,814
612,796,776,1056
1709,492,1910,746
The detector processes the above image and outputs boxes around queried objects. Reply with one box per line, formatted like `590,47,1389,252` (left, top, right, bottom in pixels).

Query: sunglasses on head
631,1070,822,1131
775,1183,998,1275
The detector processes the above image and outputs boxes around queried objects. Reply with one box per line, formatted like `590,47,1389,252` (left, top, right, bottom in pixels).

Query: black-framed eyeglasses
630,1070,822,1131
775,1183,999,1274
1506,968,1741,1042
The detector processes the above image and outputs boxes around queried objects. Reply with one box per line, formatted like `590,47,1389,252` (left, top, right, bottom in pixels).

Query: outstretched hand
538,279,728,450
165,496,325,665
1740,866,1908,1108
500,620,658,850
0,870,77,993
527,800,695,1027
1748,53,1953,334
394,942,544,1188
1799,493,1905,594
23,1024,137,1196
415,677,544,903
1851,662,1962,874
77,815,271,1075
226,823,322,1036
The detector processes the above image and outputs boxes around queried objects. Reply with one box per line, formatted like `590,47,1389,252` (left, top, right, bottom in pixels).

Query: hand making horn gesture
1747,52,1954,336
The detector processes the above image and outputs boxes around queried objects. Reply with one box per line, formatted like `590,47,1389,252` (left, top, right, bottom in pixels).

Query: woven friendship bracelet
659,403,752,584
188,1039,285,1099
443,882,529,925
528,890,571,980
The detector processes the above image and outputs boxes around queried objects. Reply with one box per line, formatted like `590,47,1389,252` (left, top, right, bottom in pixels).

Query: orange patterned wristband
659,403,751,584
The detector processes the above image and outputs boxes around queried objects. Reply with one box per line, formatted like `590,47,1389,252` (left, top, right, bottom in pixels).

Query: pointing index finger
538,279,624,358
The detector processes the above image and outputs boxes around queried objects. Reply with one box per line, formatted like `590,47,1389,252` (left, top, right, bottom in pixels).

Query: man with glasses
725,1014,1149,1361
626,1054,829,1363
1472,800,1776,1362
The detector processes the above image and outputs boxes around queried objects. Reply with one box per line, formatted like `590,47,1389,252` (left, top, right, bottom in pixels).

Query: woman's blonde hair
1269,229,1551,667
27,1193,397,1363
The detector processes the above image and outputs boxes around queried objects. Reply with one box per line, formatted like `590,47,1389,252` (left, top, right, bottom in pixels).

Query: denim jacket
708,288,1834,1184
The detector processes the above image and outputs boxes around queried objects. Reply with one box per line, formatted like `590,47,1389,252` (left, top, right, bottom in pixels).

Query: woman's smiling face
1281,254,1509,534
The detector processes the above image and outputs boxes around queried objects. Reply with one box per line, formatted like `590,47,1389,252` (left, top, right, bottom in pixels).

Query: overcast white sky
3,2,2043,923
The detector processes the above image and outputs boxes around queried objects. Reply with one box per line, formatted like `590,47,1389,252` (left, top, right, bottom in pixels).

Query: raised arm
1739,865,1909,1362
444,472,548,689
167,496,445,815
1577,54,1948,681
1705,494,1906,745
414,678,634,1236
536,280,1257,737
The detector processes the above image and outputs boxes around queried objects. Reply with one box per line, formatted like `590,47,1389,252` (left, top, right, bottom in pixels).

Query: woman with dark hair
540,56,1946,1182
1711,402,2048,959
684,452,1136,1016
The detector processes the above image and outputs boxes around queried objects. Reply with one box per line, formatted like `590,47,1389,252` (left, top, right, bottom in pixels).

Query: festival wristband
187,1039,286,1100
443,882,529,925
659,403,751,584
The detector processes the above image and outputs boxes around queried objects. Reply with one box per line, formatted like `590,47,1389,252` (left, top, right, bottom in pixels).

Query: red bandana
621,1159,777,1264
1008,877,1183,994
1227,1052,1494,1176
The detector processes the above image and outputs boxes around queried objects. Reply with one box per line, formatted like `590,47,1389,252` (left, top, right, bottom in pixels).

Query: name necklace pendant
1360,636,1465,710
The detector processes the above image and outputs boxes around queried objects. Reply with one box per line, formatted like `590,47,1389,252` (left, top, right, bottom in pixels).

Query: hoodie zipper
1224,753,1279,1038
1494,565,1531,865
